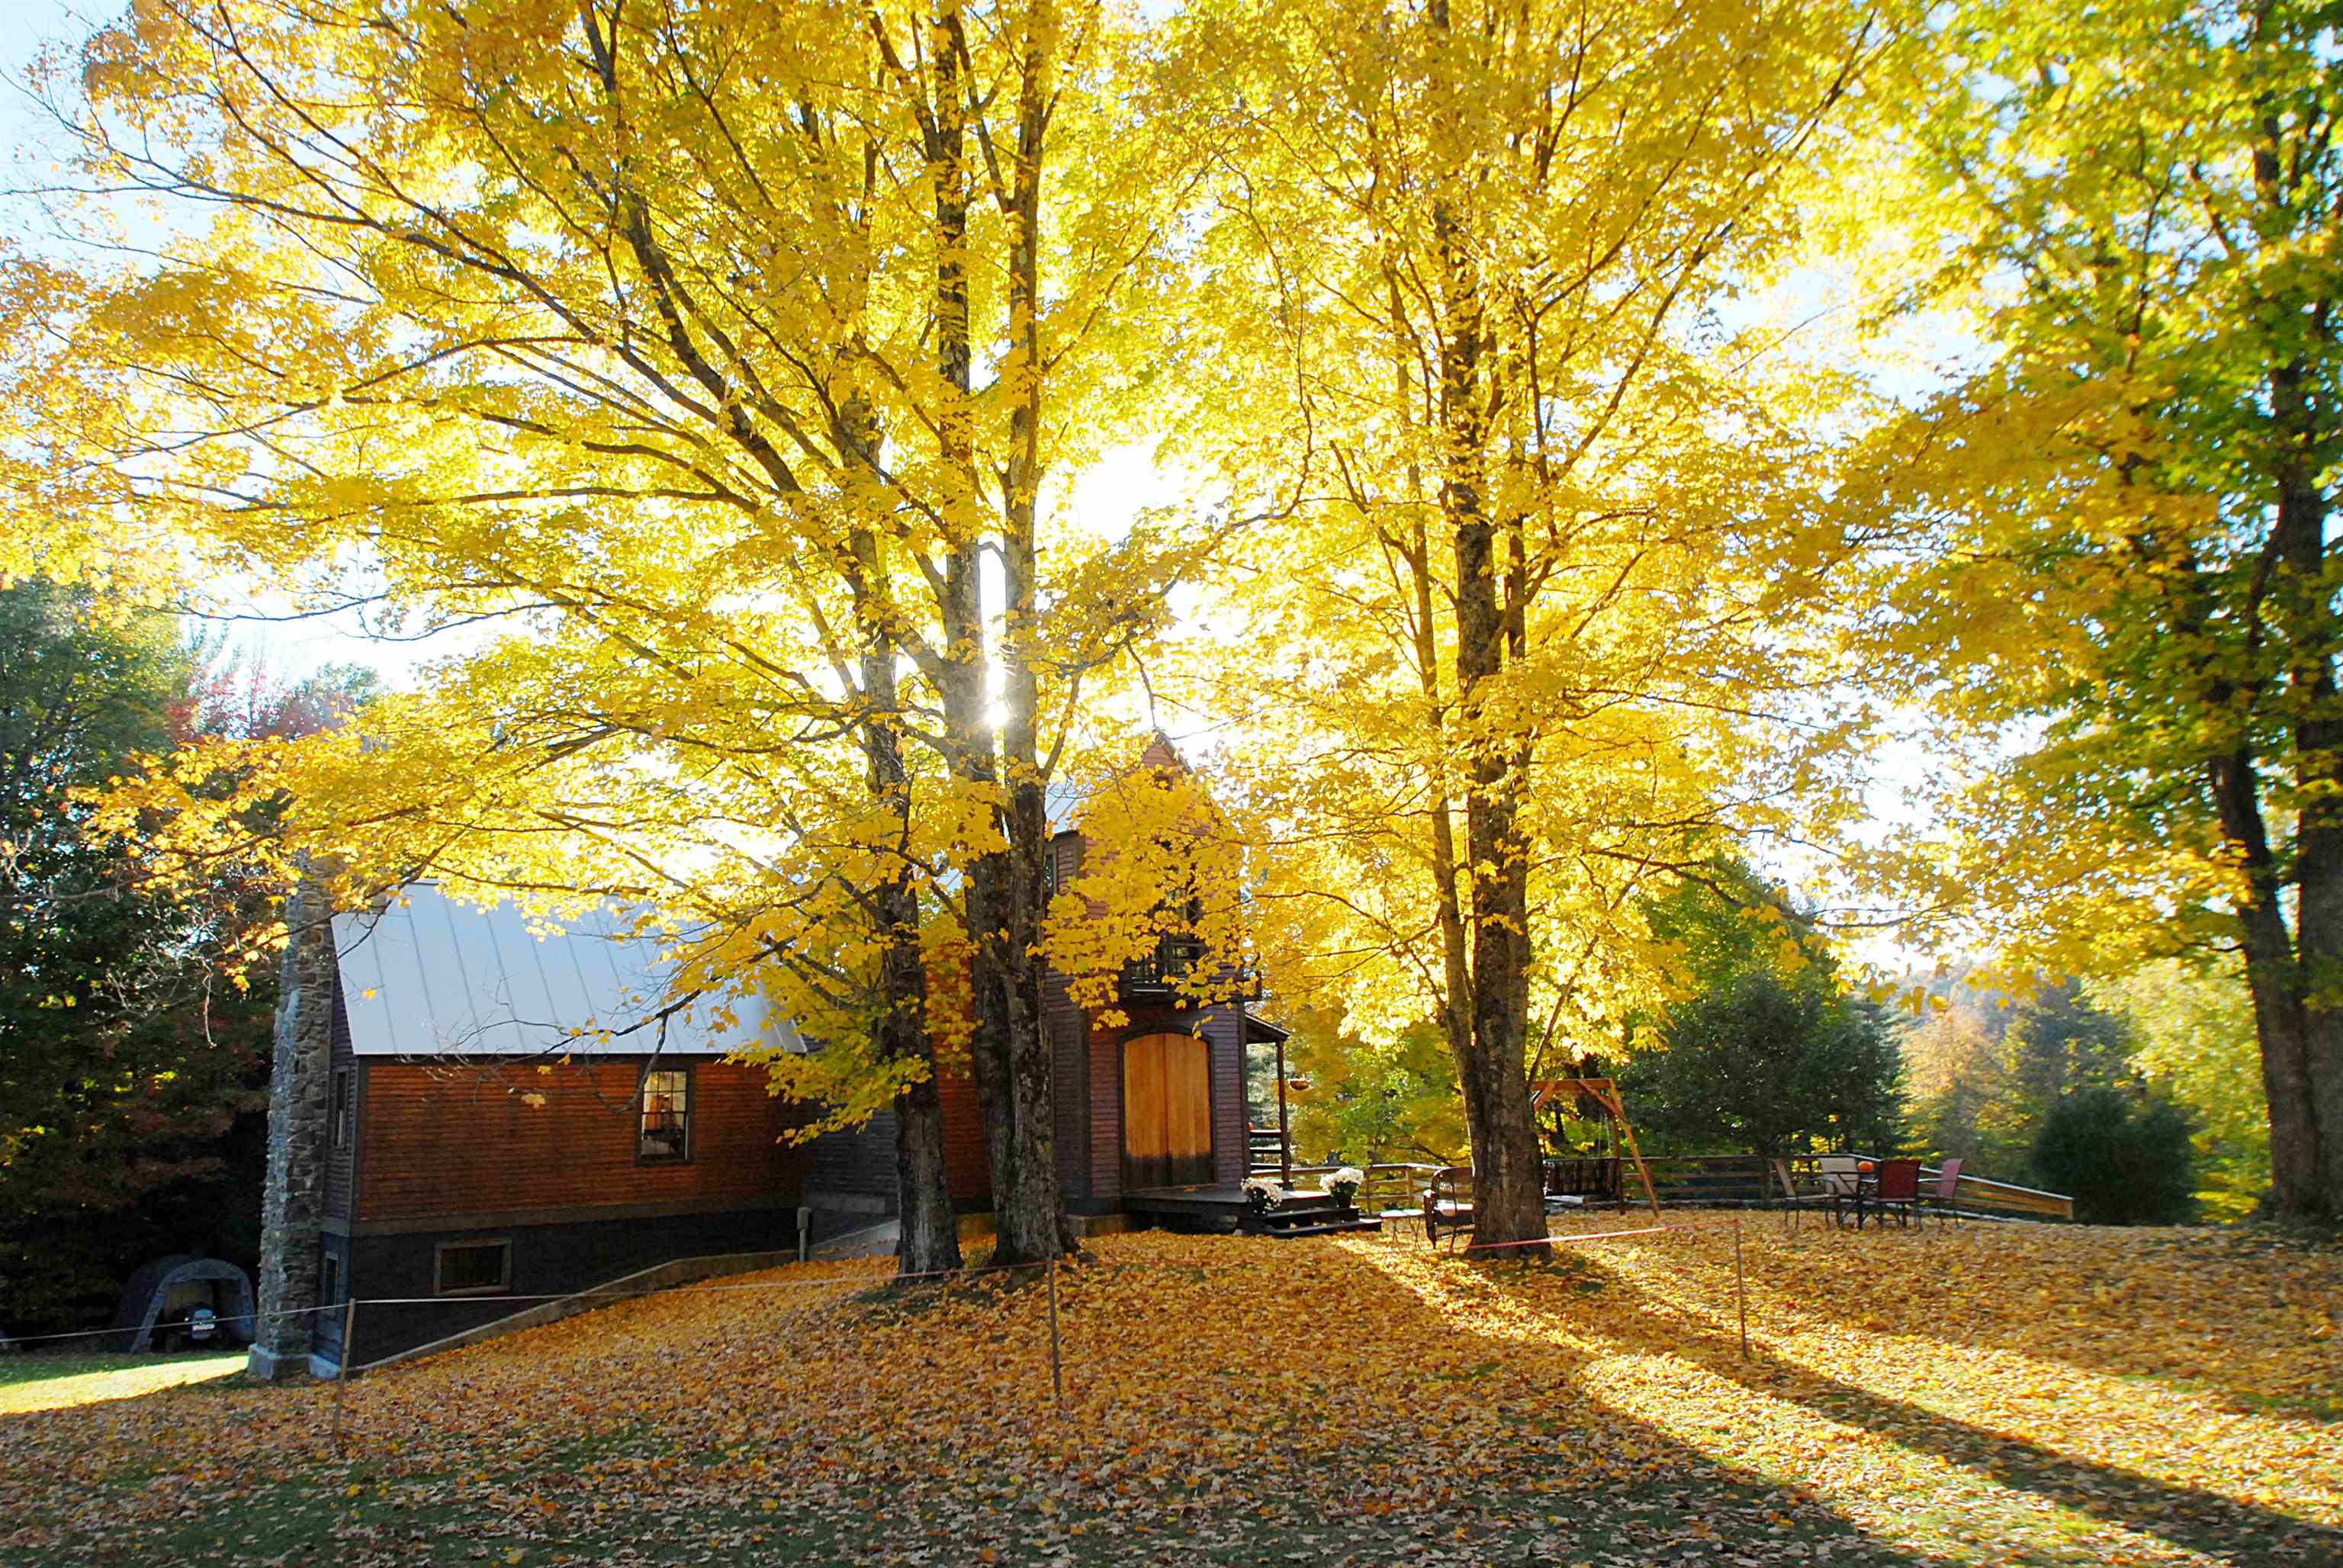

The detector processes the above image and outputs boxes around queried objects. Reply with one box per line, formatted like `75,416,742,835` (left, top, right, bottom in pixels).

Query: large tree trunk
2208,741,2332,1219
870,773,963,1277
852,524,963,1277
921,2,1067,1264
1386,267,1477,1072
1429,0,1544,1252
1449,501,1544,1247
2235,903,2329,1219
986,0,1073,1261
940,626,1047,1263
2267,360,2343,1219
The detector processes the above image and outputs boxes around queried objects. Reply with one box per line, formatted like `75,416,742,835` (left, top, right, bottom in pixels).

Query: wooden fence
1932,1169,2075,1219
1644,1153,2075,1221
1271,1154,2074,1223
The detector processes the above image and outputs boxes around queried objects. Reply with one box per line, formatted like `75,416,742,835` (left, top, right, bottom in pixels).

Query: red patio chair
1925,1157,1963,1226
1871,1158,1923,1228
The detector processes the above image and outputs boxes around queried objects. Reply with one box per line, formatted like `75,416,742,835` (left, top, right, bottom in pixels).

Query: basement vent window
638,1068,691,1162
434,1240,512,1297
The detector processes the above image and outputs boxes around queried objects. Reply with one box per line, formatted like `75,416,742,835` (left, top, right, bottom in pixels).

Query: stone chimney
247,875,337,1379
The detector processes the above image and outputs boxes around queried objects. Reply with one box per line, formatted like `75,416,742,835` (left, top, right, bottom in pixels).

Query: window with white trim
638,1067,690,1162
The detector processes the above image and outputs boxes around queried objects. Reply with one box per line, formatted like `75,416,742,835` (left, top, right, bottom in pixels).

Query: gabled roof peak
1138,731,1187,774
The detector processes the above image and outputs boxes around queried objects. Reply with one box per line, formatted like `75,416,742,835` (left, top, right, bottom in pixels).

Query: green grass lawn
1,1217,2335,1565
0,1351,246,1415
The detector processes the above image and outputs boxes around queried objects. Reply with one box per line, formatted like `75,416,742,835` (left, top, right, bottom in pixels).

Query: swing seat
1540,1155,1626,1211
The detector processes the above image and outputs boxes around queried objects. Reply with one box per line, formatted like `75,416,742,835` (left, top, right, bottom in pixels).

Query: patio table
1822,1158,1879,1229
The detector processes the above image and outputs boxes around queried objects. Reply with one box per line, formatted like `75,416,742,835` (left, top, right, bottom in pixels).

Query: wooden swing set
1529,1077,1663,1222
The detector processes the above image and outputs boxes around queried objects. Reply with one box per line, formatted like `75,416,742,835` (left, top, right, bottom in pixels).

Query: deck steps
1123,1182,1380,1237
1238,1194,1380,1238
1249,1217,1384,1238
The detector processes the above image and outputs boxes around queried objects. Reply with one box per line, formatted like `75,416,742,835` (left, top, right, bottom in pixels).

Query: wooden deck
1123,1184,1381,1238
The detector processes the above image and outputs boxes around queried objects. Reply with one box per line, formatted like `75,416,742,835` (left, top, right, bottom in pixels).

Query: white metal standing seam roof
331,884,805,1059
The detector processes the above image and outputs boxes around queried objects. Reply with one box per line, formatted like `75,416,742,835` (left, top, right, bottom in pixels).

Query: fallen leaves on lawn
0,1215,2334,1566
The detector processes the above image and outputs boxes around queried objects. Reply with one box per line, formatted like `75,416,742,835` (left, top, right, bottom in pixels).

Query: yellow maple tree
1154,0,1891,1245
12,0,1226,1269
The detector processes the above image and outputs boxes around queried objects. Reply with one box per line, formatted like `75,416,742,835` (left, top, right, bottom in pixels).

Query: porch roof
1241,1011,1290,1045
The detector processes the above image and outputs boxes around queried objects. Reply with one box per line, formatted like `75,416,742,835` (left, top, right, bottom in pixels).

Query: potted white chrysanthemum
1326,1166,1366,1208
1242,1176,1286,1214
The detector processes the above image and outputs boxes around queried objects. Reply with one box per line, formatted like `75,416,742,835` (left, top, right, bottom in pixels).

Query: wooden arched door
1123,1032,1213,1189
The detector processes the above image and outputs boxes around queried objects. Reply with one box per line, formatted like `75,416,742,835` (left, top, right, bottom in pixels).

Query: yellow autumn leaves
2,1218,2335,1563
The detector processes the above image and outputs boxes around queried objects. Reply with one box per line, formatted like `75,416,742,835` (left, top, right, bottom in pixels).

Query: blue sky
2,2,92,194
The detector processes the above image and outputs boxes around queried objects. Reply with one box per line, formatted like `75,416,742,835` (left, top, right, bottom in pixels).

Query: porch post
1274,1035,1291,1187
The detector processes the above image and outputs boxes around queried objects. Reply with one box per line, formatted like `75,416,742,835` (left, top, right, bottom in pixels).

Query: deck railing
1927,1169,2075,1220
1268,1161,1626,1217
1121,938,1266,1007
1117,937,1207,1004
1768,1155,2075,1221
1272,1162,1443,1214
1259,1152,2074,1223
1641,1152,1774,1204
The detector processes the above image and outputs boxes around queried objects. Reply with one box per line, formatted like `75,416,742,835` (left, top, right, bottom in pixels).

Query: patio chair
1818,1155,1863,1227
1769,1158,1827,1229
1871,1158,1923,1227
1924,1157,1964,1226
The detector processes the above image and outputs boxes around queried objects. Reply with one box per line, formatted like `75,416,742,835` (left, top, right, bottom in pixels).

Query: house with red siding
284,888,816,1372
808,816,1287,1235
253,753,1289,1377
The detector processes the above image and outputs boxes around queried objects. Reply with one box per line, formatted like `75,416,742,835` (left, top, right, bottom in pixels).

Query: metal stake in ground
1734,1213,1750,1360
332,1297,359,1448
1046,1257,1065,1410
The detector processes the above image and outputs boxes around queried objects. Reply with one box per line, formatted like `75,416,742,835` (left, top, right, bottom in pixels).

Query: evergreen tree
2006,982,2137,1106
1632,973,1904,1160
0,582,261,1332
1622,863,1905,1159
0,583,367,1333
2031,1088,2198,1226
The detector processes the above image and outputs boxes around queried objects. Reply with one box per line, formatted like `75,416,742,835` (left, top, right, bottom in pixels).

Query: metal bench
1423,1166,1475,1250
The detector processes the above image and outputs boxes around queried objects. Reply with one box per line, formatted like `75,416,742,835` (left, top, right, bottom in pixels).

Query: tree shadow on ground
1462,1248,2342,1566
1723,1213,2343,1414
988,1242,1945,1566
